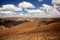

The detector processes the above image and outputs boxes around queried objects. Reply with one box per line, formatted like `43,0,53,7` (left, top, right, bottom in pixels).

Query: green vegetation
37,22,46,27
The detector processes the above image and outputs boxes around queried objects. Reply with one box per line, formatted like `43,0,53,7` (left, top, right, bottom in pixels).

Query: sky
0,0,52,8
0,0,60,18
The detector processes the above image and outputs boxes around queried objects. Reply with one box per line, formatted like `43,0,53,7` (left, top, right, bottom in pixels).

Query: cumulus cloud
25,4,60,18
18,1,35,8
42,4,60,14
0,1,60,18
41,4,60,18
0,4,22,11
26,9,45,14
0,4,22,18
0,1,35,18
52,0,60,10
52,0,60,4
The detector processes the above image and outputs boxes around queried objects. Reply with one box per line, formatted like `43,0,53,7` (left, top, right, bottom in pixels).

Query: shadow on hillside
0,20,29,28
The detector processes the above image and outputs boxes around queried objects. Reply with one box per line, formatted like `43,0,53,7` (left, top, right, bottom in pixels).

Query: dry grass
0,18,60,40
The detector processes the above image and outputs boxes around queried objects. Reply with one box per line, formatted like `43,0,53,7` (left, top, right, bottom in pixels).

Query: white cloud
25,4,60,18
18,1,35,8
38,0,44,2
0,4,22,18
0,4,22,11
27,9,44,14
52,0,60,4
0,1,60,18
0,1,35,18
41,4,60,18
52,0,60,11
42,4,60,14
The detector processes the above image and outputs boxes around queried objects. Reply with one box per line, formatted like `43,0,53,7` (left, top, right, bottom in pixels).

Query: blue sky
0,0,60,18
0,0,52,8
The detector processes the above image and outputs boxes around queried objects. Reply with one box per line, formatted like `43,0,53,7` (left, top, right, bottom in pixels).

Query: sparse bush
37,22,46,27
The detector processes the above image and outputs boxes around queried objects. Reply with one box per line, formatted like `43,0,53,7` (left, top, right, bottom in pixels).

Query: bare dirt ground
0,30,60,40
0,18,60,40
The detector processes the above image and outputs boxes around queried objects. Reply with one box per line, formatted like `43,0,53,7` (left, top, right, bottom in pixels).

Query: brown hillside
0,18,60,40
0,18,60,36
